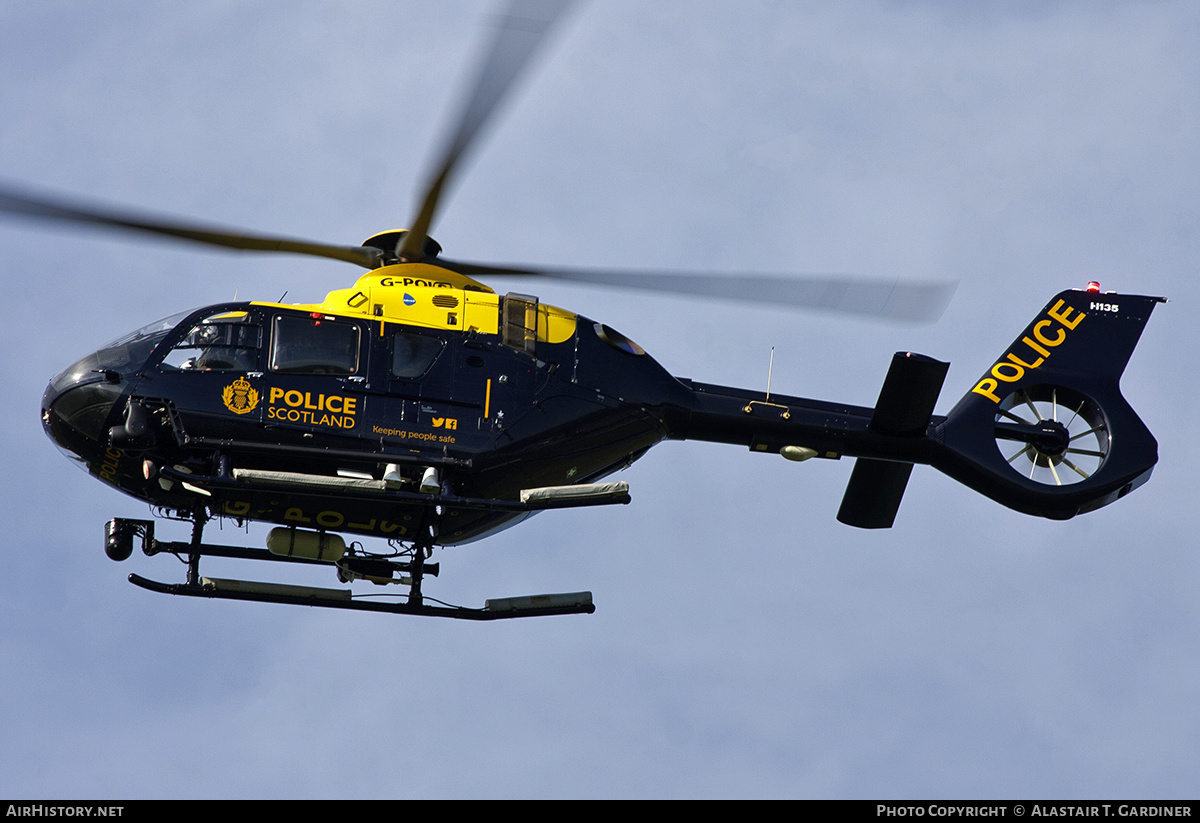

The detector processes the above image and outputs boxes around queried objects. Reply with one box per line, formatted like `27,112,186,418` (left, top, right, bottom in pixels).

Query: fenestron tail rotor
995,386,1110,486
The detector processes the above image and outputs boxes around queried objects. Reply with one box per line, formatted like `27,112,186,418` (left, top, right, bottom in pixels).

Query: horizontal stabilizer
837,459,914,529
838,352,949,528
868,352,949,435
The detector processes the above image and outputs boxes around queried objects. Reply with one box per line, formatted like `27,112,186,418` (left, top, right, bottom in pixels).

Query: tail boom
662,287,1164,527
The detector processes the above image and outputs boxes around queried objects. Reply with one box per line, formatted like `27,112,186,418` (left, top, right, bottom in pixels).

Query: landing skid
127,573,594,620
106,515,595,621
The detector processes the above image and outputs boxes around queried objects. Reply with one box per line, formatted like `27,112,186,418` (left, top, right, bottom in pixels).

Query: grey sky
1,1,1197,798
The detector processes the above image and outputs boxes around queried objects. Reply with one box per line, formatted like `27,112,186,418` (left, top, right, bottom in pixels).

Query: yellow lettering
284,507,311,524
99,446,122,481
266,390,356,428
1033,320,1066,347
974,300,1087,406
1006,352,1044,370
223,500,251,516
1047,298,1085,330
991,362,1024,382
1022,335,1051,358
973,378,1001,403
316,510,344,528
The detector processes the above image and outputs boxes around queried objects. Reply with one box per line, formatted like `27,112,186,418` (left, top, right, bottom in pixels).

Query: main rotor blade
442,259,957,322
0,184,383,268
397,0,577,261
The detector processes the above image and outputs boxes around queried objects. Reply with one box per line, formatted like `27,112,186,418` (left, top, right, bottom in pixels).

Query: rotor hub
362,230,442,265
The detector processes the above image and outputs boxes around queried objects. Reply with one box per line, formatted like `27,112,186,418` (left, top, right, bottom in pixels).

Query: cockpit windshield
49,308,195,394
159,310,262,372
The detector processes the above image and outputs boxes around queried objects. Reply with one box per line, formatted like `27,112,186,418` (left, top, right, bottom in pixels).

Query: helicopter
10,1,1165,621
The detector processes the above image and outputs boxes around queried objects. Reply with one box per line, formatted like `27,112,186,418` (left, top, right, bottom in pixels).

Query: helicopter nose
41,309,186,463
41,362,124,460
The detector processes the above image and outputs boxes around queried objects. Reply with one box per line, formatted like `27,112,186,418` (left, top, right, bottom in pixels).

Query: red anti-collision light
1086,281,1101,293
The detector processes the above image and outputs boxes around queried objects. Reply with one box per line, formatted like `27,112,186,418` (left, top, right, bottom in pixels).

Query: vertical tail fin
837,352,949,528
937,286,1165,519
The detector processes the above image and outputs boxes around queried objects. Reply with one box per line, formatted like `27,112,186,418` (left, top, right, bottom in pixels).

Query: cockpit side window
391,331,444,379
271,315,360,375
159,311,262,372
